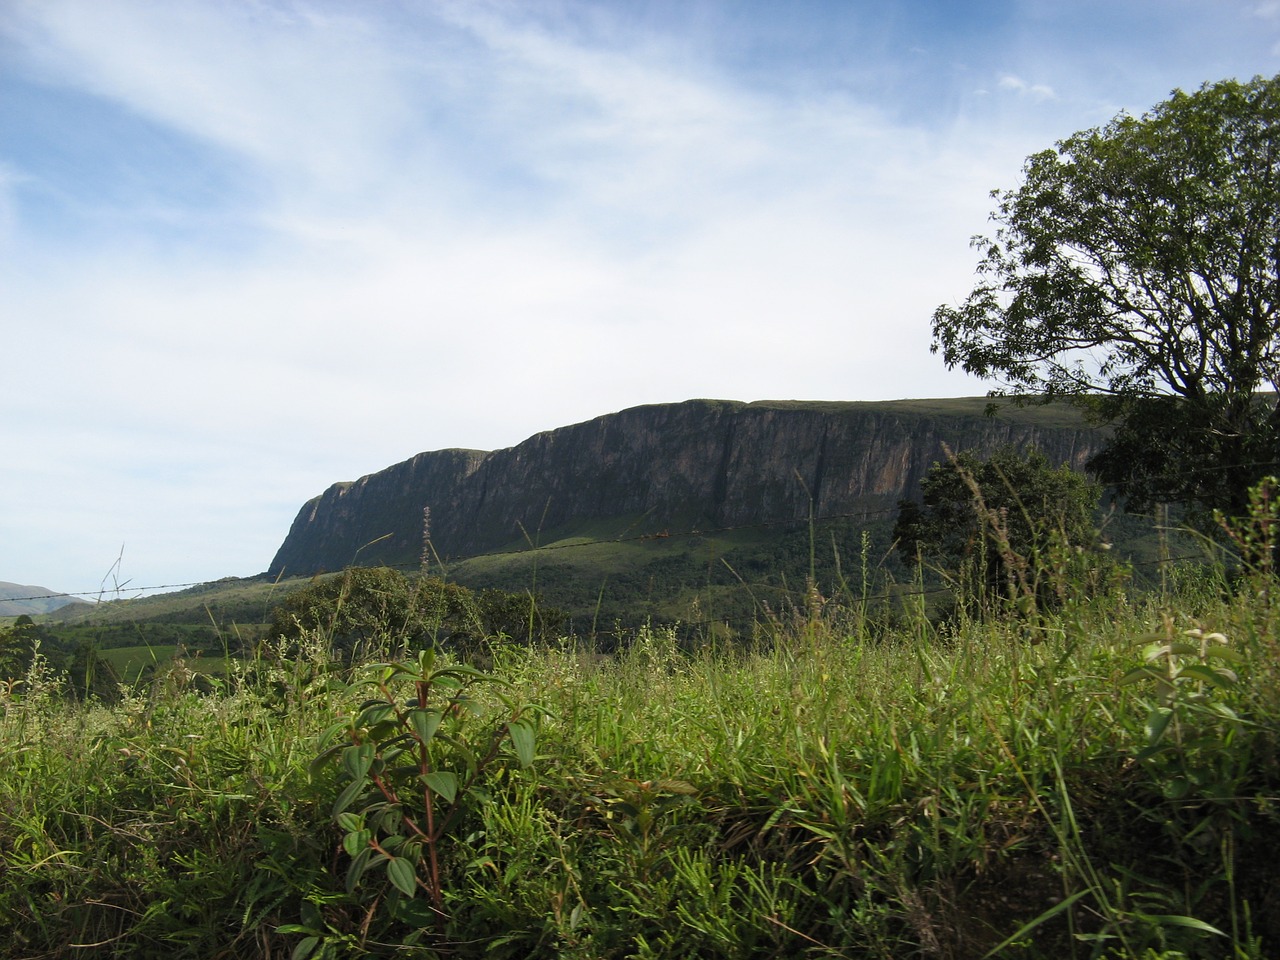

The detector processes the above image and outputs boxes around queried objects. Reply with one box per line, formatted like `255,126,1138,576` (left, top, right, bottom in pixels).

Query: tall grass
2,552,1278,957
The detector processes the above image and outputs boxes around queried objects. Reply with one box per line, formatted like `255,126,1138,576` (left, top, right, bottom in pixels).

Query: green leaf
433,663,495,682
387,856,418,897
796,822,839,841
1145,914,1226,936
1162,775,1191,800
366,721,400,742
1209,702,1241,722
290,936,320,960
341,743,375,781
345,847,373,894
1178,663,1237,688
342,829,371,858
377,806,404,834
393,896,439,928
422,770,459,804
331,778,366,818
1144,706,1174,747
315,718,352,748
450,739,481,773
356,703,394,728
336,812,363,833
508,718,536,768
1134,744,1166,763
409,708,442,745
1118,665,1160,685
1144,642,1199,662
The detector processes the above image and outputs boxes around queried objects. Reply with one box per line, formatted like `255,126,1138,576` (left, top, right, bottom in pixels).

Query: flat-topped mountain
268,398,1102,579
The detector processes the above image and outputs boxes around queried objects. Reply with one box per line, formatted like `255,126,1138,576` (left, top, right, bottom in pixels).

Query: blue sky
2,0,1278,597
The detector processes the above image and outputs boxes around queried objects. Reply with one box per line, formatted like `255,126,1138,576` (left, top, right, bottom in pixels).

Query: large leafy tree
932,75,1280,522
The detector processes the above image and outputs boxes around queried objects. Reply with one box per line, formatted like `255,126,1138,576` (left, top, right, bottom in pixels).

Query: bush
267,567,565,661
894,446,1117,616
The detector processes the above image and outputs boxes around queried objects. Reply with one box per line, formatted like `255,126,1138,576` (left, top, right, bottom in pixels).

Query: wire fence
10,453,1271,613
3,503,1222,614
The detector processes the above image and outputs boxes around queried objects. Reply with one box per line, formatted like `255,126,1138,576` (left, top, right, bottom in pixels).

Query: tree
931,75,1280,524
268,567,565,660
1,615,42,682
67,640,122,703
894,447,1103,610
269,567,472,659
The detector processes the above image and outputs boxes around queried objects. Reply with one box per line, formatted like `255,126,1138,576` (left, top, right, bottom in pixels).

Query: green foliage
893,446,1111,614
303,647,543,953
0,642,342,959
269,567,466,659
1215,475,1280,586
65,637,123,702
450,515,912,644
931,74,1280,524
268,567,564,660
0,616,38,682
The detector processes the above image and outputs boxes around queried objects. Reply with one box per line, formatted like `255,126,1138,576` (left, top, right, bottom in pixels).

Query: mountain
268,398,1104,579
0,582,86,617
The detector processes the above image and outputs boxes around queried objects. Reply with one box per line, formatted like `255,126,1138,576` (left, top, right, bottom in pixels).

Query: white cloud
3,0,418,193
997,73,1057,101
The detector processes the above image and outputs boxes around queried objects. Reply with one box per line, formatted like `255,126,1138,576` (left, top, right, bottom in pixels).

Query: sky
2,0,1279,599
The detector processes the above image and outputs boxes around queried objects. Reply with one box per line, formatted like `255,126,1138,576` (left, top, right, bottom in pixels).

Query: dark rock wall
269,447,488,578
267,399,1101,576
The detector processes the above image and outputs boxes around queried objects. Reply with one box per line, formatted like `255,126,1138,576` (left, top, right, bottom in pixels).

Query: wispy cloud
6,1,414,191
996,73,1057,101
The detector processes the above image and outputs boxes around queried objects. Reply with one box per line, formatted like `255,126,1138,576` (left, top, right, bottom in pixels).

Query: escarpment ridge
268,398,1102,578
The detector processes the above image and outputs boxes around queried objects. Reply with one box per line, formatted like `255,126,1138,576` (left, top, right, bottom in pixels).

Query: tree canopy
894,447,1102,611
931,74,1280,522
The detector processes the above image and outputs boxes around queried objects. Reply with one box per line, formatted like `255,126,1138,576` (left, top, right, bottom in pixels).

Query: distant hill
0,582,89,617
269,397,1104,578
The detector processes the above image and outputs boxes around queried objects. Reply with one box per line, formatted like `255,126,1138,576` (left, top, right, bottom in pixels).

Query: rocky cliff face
267,398,1102,577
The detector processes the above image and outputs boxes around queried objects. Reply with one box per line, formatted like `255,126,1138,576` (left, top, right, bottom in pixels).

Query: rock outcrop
268,398,1103,577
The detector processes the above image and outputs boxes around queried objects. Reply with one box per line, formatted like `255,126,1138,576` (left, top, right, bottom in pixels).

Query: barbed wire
9,453,1272,610
1,509,1223,611
0,508,897,606
0,580,222,606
